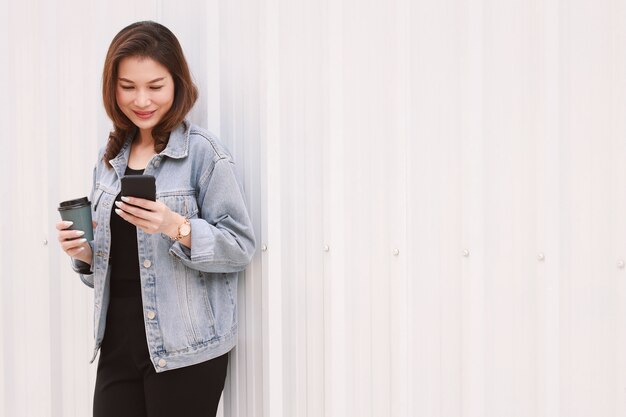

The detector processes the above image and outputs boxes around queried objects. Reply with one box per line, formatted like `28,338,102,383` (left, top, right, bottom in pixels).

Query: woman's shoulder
186,121,234,163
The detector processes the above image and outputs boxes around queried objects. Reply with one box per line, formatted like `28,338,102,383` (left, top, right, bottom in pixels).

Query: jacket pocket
174,268,218,346
158,192,200,241
189,271,218,343
175,270,200,346
158,191,199,218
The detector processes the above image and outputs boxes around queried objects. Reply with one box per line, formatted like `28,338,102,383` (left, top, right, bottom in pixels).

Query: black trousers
93,293,229,417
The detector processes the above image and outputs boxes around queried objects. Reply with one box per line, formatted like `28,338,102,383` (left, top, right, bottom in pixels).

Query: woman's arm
56,165,97,288
169,157,256,273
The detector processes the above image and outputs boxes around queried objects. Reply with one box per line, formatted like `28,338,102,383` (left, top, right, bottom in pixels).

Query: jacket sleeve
169,157,256,273
70,163,97,288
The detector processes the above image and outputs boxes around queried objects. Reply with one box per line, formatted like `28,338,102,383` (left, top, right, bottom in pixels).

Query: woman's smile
133,109,157,119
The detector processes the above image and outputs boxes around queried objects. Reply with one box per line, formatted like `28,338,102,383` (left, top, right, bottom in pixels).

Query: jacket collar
109,120,190,177
159,119,190,159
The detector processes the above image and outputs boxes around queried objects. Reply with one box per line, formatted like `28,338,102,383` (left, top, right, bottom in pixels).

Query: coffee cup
58,197,94,241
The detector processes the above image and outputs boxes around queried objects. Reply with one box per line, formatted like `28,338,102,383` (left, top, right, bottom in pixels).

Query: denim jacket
71,120,256,372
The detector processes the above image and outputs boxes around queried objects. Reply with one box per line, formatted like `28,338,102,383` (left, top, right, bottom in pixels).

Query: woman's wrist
165,212,185,240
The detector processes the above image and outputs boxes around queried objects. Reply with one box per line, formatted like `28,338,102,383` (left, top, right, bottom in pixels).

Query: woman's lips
133,110,156,119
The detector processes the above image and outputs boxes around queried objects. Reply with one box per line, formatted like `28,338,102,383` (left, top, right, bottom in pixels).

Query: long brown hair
101,21,198,168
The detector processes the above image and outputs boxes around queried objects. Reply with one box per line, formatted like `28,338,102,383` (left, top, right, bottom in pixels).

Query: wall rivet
393,248,400,256
43,238,48,246
261,244,267,252
618,260,625,269
463,249,470,257
324,245,330,252
538,253,545,261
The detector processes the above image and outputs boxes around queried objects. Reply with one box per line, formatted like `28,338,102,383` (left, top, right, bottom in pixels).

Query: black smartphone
120,175,156,203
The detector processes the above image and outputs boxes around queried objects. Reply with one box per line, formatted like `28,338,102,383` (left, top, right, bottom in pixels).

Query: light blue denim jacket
71,120,255,372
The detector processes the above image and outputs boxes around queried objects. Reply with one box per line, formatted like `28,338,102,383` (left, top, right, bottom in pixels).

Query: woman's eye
119,85,162,91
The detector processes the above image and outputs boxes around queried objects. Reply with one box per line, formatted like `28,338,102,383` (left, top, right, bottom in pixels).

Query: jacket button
158,359,167,368
143,259,152,268
147,311,156,320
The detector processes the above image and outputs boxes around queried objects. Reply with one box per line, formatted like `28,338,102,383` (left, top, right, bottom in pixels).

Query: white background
1,0,626,416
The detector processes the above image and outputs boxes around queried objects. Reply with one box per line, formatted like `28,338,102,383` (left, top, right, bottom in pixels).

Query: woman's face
116,56,175,136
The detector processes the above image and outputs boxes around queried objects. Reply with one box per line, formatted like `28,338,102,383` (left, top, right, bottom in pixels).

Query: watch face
180,222,191,236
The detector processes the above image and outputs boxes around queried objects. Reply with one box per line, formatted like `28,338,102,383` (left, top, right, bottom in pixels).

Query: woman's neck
134,127,155,145
129,131,157,169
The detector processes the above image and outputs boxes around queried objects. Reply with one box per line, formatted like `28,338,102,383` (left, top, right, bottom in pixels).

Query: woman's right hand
56,220,97,265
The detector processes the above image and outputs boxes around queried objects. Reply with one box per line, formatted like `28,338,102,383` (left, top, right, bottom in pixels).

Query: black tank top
109,166,144,297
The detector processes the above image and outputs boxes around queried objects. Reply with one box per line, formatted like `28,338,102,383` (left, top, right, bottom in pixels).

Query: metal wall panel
2,0,626,416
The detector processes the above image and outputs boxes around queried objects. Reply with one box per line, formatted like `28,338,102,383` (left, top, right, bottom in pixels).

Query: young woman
55,21,255,417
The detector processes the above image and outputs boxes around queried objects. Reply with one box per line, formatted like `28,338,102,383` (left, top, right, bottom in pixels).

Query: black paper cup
58,197,94,241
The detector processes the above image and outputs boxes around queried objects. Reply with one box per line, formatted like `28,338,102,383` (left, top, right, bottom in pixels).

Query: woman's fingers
61,237,87,251
56,219,90,256
55,220,73,231
115,209,158,233
57,229,86,242
114,201,153,221
93,220,98,229
66,243,87,256
120,196,155,211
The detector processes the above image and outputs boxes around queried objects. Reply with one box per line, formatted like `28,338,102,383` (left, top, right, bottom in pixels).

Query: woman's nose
134,90,152,107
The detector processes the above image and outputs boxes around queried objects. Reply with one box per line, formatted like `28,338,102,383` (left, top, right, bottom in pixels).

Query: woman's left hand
114,196,182,238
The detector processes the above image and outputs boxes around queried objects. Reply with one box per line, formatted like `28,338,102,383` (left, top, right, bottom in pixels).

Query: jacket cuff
71,257,93,275
169,238,193,260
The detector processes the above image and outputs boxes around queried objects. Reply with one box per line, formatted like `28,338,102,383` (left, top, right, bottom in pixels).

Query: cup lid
58,196,90,210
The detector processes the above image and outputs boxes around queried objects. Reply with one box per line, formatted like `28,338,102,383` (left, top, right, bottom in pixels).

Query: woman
55,21,256,417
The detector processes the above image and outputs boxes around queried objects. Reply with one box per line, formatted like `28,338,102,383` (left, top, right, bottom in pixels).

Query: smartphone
120,175,156,203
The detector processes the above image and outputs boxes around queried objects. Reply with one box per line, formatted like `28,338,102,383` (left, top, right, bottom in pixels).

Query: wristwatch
174,218,191,241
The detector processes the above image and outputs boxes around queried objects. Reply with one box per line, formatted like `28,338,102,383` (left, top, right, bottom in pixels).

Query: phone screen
120,175,156,202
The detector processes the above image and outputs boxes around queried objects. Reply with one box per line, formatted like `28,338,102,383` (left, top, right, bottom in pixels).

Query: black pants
93,294,228,417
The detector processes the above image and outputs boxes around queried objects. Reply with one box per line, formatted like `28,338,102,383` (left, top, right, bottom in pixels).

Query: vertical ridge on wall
220,0,242,415
279,1,306,414
0,0,8,415
323,0,348,415
205,0,221,135
611,0,626,415
369,0,392,415
2,4,18,417
242,0,265,416
461,0,487,415
389,0,409,415
536,0,561,416
302,0,326,416
259,0,284,416
219,1,239,415
44,0,62,415
341,0,372,415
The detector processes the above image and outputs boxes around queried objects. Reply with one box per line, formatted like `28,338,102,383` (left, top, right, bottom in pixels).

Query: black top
109,166,144,297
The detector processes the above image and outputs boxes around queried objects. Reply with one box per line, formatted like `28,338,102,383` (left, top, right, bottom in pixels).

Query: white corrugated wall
1,0,626,416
